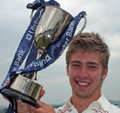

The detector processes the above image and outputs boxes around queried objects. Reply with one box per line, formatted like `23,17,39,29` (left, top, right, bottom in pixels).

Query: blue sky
0,0,120,106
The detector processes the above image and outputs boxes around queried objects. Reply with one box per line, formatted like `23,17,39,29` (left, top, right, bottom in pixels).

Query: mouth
76,81,91,89
77,82,89,86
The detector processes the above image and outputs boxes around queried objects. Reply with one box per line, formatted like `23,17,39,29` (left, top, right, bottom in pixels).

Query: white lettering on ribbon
25,33,32,41
66,21,74,37
14,49,25,66
29,54,51,68
26,9,43,41
59,21,75,55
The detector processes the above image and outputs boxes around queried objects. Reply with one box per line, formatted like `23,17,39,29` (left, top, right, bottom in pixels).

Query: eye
72,64,80,67
88,66,97,69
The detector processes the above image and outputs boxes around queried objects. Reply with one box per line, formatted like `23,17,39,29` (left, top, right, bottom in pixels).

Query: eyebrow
71,61,81,64
87,62,99,65
71,61,99,65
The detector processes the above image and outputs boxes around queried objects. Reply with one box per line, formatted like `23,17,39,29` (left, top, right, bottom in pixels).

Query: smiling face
66,51,108,99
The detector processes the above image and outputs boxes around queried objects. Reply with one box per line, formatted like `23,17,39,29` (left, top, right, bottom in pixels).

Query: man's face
66,51,108,98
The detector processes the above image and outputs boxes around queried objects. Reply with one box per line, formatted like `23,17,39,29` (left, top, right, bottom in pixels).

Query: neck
71,92,101,112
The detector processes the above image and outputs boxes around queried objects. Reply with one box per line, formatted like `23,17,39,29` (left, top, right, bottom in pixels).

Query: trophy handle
30,9,34,21
74,14,87,38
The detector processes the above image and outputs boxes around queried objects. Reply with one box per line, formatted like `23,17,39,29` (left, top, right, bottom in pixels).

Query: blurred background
0,0,120,108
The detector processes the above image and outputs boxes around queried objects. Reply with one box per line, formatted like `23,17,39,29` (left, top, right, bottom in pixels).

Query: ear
66,65,69,77
102,67,108,79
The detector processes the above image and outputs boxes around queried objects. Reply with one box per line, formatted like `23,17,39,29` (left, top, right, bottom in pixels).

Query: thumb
38,89,45,100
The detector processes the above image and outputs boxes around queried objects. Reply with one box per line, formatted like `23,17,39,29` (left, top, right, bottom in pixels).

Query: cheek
69,69,78,79
67,69,75,82
90,71,102,81
66,66,74,77
66,66,69,77
96,74,103,83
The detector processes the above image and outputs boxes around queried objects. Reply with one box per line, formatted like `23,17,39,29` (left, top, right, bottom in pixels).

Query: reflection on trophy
1,5,75,107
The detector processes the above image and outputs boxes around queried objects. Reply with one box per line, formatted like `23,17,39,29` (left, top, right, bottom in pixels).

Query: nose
78,67,88,78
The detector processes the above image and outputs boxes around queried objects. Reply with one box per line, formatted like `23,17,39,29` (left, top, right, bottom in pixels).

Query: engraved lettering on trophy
14,49,25,66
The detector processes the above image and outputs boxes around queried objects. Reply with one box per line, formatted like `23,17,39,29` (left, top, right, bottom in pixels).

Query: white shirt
55,95,120,113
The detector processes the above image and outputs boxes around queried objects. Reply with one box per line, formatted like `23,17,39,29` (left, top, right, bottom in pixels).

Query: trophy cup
1,5,87,108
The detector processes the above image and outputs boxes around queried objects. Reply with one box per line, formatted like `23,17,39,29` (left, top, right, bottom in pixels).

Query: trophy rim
45,5,73,18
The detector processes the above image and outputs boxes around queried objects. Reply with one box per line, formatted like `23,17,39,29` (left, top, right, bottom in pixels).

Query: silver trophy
1,5,87,107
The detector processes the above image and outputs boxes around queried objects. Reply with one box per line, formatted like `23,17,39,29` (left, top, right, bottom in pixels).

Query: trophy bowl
1,5,73,108
34,5,73,51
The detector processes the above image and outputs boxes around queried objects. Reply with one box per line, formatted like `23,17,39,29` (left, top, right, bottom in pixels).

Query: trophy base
1,75,42,108
1,88,39,108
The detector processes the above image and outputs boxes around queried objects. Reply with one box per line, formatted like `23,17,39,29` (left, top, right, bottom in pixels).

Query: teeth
78,82,89,86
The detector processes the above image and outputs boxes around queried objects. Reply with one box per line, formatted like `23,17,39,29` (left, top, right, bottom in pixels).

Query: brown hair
66,32,110,70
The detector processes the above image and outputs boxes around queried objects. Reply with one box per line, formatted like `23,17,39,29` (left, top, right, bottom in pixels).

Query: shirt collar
96,95,110,111
64,95,110,112
62,97,78,112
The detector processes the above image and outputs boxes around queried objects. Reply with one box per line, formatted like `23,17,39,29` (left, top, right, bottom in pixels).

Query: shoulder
108,104,120,113
54,104,67,113
54,98,78,113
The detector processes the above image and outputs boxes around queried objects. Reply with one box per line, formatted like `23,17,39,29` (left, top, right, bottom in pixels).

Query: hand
3,94,33,113
17,101,33,113
3,89,45,113
30,100,55,113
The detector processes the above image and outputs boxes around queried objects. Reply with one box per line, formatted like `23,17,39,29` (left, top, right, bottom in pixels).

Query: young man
6,32,120,113
30,32,120,113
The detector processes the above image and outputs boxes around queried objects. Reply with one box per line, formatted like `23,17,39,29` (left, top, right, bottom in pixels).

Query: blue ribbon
0,0,86,112
27,0,60,10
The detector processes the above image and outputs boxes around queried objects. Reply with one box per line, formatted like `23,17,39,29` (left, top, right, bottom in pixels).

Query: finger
26,104,34,113
16,100,34,113
3,80,10,87
37,101,54,111
30,101,55,113
30,106,47,113
38,89,45,100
